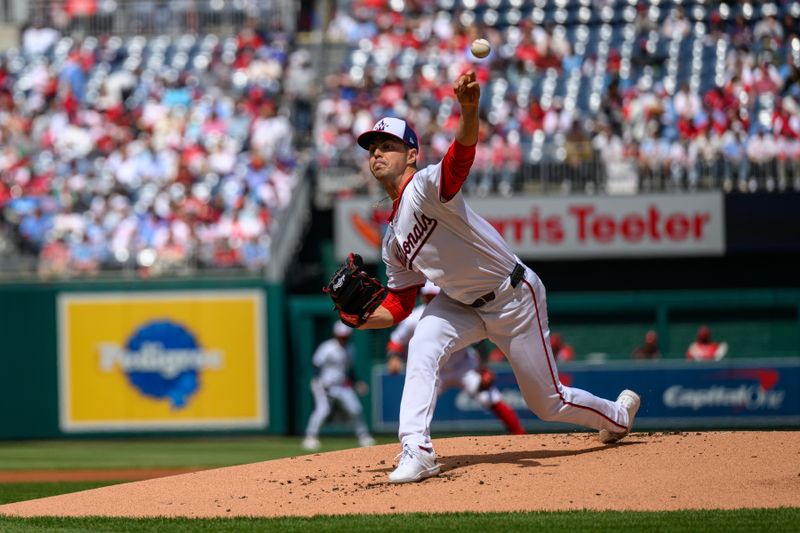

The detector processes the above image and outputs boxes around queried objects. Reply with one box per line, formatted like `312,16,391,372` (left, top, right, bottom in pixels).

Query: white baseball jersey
312,338,353,389
382,160,520,304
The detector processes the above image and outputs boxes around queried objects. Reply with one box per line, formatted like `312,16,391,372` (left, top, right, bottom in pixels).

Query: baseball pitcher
324,70,640,483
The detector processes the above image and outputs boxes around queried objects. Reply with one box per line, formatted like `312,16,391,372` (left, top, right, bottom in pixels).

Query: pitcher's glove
323,253,388,327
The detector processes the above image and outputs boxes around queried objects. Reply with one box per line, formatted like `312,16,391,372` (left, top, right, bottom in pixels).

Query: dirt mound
0,432,797,517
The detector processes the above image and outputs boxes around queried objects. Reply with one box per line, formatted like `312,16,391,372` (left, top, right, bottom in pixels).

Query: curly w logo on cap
358,117,418,150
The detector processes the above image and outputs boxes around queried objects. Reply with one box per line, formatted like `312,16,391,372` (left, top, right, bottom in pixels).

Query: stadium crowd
316,0,800,196
0,16,308,277
3,0,800,277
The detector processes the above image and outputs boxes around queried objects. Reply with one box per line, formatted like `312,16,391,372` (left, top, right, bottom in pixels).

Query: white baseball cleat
599,389,641,444
301,436,321,451
358,435,377,447
388,444,441,483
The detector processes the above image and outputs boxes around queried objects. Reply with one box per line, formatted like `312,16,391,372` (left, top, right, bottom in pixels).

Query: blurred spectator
149,231,190,276
749,61,783,96
37,236,71,279
747,129,778,190
251,102,293,160
731,14,754,48
18,207,52,255
469,122,493,196
496,131,523,196
693,131,722,188
754,15,784,48
669,139,697,190
22,19,60,56
661,6,690,40
284,49,316,140
59,50,87,105
211,238,241,269
632,330,661,360
593,119,626,170
69,232,101,276
721,126,750,190
674,82,702,123
550,333,575,363
240,236,271,272
686,326,729,361
633,3,657,37
565,119,594,186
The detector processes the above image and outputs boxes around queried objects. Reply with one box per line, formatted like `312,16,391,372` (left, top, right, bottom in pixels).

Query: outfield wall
0,283,798,439
289,289,800,437
372,359,800,433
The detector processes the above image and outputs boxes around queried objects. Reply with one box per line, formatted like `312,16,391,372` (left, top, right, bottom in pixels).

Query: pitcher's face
368,136,416,180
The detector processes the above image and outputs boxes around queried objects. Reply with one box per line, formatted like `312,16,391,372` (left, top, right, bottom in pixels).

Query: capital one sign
335,193,725,261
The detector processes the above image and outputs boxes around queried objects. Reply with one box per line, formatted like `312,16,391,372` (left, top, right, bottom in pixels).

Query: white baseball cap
333,322,352,337
420,281,440,296
357,117,419,151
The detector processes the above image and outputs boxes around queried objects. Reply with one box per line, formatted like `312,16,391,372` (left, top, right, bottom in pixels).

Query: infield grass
0,481,114,505
0,509,797,532
0,436,393,470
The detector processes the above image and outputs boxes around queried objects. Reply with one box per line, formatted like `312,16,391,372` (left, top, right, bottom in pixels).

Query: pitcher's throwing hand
454,70,480,108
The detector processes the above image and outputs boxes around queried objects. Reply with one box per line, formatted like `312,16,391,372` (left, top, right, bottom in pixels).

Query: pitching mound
0,431,797,518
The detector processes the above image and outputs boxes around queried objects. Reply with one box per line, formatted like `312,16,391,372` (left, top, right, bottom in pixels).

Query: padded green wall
0,278,287,439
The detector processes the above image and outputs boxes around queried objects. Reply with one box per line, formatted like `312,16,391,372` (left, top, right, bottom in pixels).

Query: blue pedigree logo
98,320,223,408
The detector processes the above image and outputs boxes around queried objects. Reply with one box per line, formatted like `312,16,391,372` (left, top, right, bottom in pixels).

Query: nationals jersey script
382,155,520,304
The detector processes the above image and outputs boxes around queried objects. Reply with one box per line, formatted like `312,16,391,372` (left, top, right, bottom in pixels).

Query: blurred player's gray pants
305,379,370,439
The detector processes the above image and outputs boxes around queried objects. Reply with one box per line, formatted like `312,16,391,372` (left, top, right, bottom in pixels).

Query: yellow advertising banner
58,290,266,432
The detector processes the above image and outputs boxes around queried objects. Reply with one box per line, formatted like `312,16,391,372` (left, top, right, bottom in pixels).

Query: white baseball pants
305,379,370,440
399,266,630,449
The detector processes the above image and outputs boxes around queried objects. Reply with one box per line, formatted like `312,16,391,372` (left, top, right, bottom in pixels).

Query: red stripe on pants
523,278,627,430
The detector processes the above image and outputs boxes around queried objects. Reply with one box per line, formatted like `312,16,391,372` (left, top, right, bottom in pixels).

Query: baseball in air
470,38,491,59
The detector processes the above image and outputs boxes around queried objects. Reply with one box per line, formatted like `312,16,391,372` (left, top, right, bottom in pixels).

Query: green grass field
0,436,388,470
0,508,797,532
0,437,796,532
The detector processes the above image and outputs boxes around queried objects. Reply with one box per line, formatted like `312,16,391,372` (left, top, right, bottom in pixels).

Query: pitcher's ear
407,147,418,167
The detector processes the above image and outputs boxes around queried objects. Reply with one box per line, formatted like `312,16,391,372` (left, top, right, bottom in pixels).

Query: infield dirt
0,431,797,517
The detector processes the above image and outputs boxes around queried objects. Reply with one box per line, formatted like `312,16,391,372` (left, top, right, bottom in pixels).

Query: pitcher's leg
493,276,629,432
398,295,485,449
502,330,628,431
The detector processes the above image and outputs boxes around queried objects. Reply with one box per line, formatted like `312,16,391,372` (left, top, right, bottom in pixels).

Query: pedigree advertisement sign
58,291,266,432
335,193,725,261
